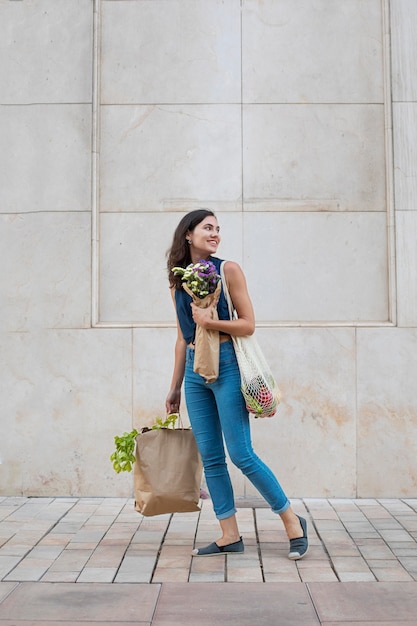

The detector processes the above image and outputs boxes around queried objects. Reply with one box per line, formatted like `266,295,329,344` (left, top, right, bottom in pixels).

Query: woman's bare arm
191,261,255,337
165,289,187,414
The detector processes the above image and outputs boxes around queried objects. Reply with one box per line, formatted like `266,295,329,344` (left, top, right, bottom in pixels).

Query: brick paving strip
0,496,416,584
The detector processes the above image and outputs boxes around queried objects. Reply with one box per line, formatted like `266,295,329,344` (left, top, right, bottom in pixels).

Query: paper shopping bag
183,281,221,383
133,427,203,517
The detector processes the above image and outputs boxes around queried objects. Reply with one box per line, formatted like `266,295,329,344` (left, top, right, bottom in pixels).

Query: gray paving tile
188,571,225,582
357,543,396,560
41,571,79,582
0,622,145,626
325,544,362,557
0,582,18,603
0,582,161,622
370,566,413,582
403,499,417,512
337,572,376,582
76,567,118,582
379,500,412,513
398,556,417,574
378,529,414,542
0,556,22,579
368,518,403,529
72,529,107,542
392,547,417,558
389,541,417,553
0,498,27,507
331,556,372,573
114,555,156,583
322,623,415,626
153,569,190,583
152,583,320,626
48,548,93,572
299,568,339,582
309,581,417,622
27,546,65,559
4,558,53,582
84,545,127,567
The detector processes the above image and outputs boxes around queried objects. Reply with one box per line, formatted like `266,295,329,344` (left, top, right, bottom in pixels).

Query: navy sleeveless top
174,256,230,344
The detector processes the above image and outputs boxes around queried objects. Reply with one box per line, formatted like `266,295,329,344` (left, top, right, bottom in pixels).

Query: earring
187,239,192,245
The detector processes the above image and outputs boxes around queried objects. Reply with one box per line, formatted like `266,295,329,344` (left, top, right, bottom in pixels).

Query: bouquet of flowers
172,259,220,298
172,259,222,383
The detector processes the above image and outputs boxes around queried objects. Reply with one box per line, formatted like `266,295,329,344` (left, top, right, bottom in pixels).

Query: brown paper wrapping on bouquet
183,281,222,383
134,427,203,517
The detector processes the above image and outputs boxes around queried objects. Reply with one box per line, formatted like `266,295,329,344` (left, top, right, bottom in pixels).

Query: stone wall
1,0,416,498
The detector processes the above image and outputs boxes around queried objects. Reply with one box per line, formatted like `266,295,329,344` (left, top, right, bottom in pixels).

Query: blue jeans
185,340,290,520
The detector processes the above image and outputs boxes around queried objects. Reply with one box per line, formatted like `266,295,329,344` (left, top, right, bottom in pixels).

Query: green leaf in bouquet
110,414,180,473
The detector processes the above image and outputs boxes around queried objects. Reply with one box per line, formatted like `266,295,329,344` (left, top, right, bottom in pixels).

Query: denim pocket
186,347,195,367
219,341,237,365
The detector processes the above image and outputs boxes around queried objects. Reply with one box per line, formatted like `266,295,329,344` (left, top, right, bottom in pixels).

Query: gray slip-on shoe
192,536,244,556
288,515,308,560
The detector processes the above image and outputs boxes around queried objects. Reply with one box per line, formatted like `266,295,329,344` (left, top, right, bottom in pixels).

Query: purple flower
172,259,221,298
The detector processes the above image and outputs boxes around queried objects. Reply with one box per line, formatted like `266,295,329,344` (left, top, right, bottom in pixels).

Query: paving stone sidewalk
1,496,417,584
1,497,417,625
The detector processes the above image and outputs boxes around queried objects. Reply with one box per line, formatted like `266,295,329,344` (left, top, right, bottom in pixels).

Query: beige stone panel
242,0,383,104
396,211,417,326
0,213,91,331
101,0,240,104
99,212,178,324
243,104,386,211
214,211,244,267
357,328,417,497
391,0,417,101
243,212,388,323
0,105,91,212
247,327,356,498
99,105,241,212
395,211,417,326
393,103,417,210
133,328,179,428
0,329,133,497
99,211,243,323
0,0,92,104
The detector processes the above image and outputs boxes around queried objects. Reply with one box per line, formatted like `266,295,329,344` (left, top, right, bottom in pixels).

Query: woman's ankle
281,510,303,539
216,534,241,546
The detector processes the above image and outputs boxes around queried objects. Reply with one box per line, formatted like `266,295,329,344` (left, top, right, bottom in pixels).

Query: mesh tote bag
220,261,281,418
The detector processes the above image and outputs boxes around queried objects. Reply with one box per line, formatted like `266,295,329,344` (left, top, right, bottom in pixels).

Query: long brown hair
166,209,215,288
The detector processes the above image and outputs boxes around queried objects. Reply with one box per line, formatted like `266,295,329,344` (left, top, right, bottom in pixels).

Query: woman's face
188,216,220,258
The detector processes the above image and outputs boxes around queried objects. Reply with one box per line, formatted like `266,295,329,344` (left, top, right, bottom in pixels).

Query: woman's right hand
165,388,181,415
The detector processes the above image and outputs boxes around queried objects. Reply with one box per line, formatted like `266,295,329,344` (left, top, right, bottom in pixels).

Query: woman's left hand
191,302,215,328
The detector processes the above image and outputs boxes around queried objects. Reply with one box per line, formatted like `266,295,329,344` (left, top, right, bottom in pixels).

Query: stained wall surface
1,0,416,498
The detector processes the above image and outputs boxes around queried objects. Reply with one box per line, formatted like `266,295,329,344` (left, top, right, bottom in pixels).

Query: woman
165,209,308,559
